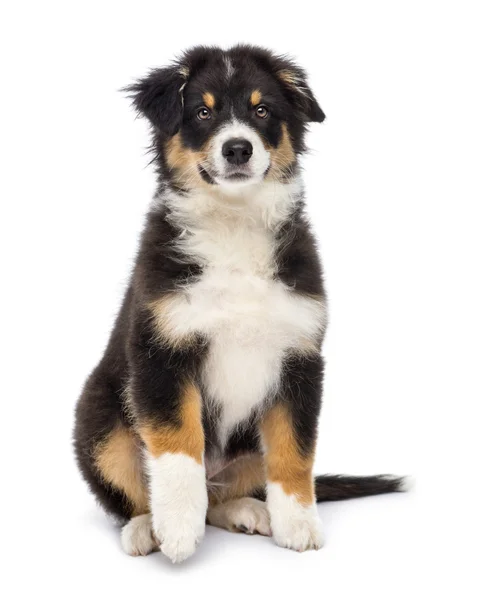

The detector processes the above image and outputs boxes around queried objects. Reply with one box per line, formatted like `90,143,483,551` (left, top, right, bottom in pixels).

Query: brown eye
197,107,211,120
255,104,269,119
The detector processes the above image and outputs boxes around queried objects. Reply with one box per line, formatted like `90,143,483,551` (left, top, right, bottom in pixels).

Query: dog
74,45,406,564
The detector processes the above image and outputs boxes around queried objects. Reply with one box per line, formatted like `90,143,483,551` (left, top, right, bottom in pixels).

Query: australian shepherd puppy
74,45,405,564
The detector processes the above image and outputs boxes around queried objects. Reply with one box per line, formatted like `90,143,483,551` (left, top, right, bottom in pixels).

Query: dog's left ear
277,65,325,123
125,64,189,136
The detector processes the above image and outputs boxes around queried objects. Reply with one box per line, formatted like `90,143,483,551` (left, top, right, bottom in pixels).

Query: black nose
222,138,253,165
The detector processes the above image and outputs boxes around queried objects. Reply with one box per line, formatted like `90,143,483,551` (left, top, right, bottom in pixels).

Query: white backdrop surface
1,2,496,598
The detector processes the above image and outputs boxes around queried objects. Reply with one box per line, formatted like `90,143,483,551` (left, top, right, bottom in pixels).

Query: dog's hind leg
207,454,266,504
207,497,271,536
121,514,159,556
206,454,271,536
74,372,149,523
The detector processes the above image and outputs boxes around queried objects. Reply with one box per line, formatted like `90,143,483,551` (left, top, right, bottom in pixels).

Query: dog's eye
197,107,212,121
255,105,269,119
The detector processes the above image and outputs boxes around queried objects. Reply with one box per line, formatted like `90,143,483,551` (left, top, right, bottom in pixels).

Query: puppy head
126,46,325,190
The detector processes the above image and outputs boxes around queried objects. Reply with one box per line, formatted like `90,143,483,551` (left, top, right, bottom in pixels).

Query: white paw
152,498,207,563
121,514,158,557
155,520,205,564
267,483,324,552
148,452,208,563
207,497,272,536
272,513,324,552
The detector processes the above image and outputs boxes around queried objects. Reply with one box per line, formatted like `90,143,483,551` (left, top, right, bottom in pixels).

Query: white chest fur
155,183,326,442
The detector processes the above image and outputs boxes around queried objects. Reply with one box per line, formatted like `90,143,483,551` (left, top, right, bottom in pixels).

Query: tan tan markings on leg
202,92,216,109
260,403,315,506
94,426,149,516
250,89,262,106
139,382,204,464
208,454,266,506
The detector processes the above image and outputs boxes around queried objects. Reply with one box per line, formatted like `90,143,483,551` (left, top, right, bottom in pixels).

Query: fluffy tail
315,474,409,502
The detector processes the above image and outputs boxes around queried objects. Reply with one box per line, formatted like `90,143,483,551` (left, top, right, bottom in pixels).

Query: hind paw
121,514,159,557
207,497,272,536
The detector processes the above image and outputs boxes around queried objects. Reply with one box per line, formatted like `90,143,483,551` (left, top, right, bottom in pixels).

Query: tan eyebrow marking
250,89,262,106
202,92,215,109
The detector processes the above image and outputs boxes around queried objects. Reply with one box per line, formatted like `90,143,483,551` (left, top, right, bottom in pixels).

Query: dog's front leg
260,354,324,552
139,382,206,563
130,323,207,563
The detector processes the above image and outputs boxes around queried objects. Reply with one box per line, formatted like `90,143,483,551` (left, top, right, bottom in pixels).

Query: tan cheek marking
260,403,315,506
94,426,149,516
208,455,265,506
202,92,215,109
267,124,296,181
250,89,262,106
139,382,204,464
166,134,196,171
165,134,209,189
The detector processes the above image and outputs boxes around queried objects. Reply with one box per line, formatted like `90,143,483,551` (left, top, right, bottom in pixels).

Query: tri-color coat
74,45,405,563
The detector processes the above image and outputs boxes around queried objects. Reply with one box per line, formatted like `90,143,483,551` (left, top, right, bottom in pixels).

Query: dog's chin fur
74,45,406,566
213,173,267,191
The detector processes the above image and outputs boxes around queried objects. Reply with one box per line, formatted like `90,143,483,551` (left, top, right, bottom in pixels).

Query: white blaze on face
224,56,235,79
209,119,271,186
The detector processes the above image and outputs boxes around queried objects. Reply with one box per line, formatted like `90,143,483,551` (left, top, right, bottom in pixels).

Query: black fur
74,45,405,529
276,200,326,297
315,475,406,502
252,475,405,503
125,45,325,183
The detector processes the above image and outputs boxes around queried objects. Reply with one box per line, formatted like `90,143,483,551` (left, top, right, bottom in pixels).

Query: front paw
153,512,206,564
268,484,324,552
148,453,208,563
272,513,324,552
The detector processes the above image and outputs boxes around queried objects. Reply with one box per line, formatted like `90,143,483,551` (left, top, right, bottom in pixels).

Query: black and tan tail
314,474,409,502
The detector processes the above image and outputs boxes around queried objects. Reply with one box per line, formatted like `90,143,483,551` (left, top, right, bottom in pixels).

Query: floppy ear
277,67,326,123
125,65,188,136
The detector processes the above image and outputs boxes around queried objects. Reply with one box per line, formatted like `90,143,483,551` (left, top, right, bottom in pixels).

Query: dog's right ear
124,65,189,136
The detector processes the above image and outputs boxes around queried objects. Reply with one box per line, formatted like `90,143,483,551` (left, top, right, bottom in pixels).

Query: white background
2,1,496,598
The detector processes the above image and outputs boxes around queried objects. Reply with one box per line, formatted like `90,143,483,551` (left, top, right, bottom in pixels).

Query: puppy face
127,46,325,190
